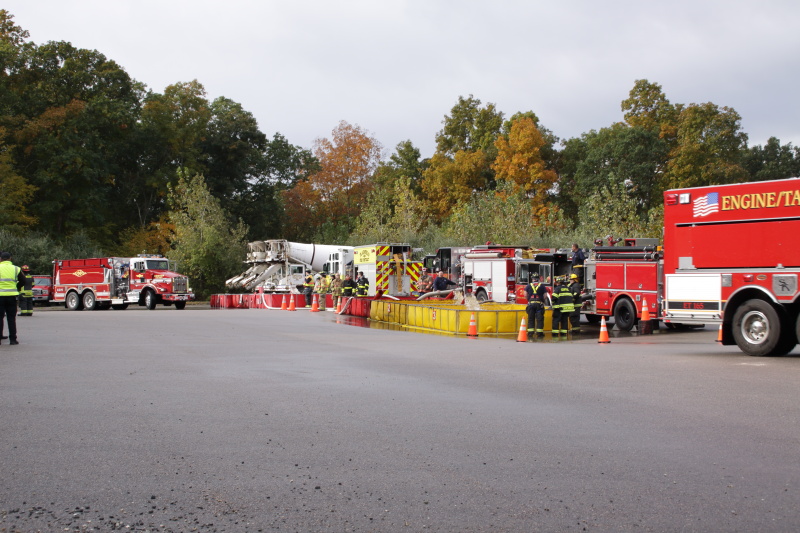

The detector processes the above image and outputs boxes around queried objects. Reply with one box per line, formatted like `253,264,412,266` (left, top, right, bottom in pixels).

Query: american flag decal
693,192,719,217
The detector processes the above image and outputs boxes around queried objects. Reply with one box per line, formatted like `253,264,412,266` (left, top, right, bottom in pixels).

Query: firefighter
330,274,343,308
18,265,33,317
551,276,575,336
571,243,586,283
341,274,357,298
418,268,433,293
0,251,24,345
303,272,314,307
356,271,369,297
525,273,549,337
568,273,582,333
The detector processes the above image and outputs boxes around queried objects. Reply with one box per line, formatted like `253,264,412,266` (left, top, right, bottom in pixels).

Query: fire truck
352,243,422,296
580,238,662,331
662,177,800,356
461,245,571,303
52,255,194,310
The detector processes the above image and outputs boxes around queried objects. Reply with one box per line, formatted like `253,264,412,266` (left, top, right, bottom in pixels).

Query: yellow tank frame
369,300,554,335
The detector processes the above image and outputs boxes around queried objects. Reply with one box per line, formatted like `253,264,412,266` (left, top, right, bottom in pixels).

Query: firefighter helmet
570,273,578,280
21,264,30,271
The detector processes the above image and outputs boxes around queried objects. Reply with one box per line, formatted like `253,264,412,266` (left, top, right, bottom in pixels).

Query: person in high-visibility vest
551,276,575,336
567,273,582,333
303,273,314,307
0,251,25,345
18,264,33,317
525,273,549,337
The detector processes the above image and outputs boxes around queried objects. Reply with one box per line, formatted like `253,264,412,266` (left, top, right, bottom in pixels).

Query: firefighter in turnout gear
524,273,549,337
303,273,314,307
356,271,369,297
341,274,357,298
18,265,33,317
568,273,582,333
551,276,575,335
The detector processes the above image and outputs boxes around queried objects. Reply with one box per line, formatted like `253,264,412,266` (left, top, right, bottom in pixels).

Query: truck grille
173,276,188,293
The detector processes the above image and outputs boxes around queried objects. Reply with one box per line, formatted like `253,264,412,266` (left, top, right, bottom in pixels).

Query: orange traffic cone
281,294,287,310
288,295,296,311
516,317,528,342
640,298,653,334
716,323,723,343
335,298,342,314
310,293,320,312
641,298,650,321
467,312,478,338
598,316,610,343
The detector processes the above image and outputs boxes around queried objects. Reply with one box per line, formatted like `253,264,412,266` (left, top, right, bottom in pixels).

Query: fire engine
52,255,194,310
461,245,571,303
580,238,662,331
352,243,422,296
662,177,800,356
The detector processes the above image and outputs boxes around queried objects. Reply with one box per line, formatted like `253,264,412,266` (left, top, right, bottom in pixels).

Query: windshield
146,260,170,270
33,277,52,286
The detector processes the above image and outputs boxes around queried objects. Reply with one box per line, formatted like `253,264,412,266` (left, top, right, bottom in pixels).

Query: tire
82,291,97,311
732,299,791,356
613,298,637,332
475,290,488,303
65,291,83,311
144,290,158,310
174,301,186,310
112,303,129,310
585,314,602,325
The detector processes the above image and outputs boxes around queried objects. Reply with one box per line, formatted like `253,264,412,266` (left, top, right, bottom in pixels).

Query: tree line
1,10,799,296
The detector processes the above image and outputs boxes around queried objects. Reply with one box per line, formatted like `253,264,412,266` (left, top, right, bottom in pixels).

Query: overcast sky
5,1,800,158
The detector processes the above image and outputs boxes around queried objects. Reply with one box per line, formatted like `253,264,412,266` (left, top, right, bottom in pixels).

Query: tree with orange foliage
493,117,558,217
283,121,382,241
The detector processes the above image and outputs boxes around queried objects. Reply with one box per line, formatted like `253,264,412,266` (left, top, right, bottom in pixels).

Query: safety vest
552,285,575,312
303,276,314,288
527,282,545,302
0,262,21,296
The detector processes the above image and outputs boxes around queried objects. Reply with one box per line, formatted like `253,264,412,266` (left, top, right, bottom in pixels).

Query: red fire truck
662,177,800,356
462,245,571,303
581,238,662,331
52,255,194,311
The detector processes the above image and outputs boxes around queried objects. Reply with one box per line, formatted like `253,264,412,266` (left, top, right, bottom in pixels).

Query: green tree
440,181,540,246
6,40,144,239
167,173,248,298
577,180,663,239
664,102,749,189
237,133,318,240
0,129,36,226
743,137,800,182
435,95,504,157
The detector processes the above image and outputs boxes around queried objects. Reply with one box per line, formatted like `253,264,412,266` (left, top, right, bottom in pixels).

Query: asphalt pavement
2,305,800,532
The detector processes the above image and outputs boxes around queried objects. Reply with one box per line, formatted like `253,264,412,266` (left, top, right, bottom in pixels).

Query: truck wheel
66,291,83,311
475,290,488,303
144,290,158,310
732,299,790,356
82,291,97,311
613,298,637,332
174,301,186,310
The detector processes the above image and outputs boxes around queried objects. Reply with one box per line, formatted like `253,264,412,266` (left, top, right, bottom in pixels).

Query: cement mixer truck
225,240,354,293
